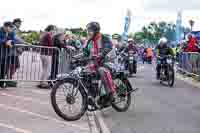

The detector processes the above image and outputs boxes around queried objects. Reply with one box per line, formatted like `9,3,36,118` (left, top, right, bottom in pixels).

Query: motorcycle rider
127,38,138,53
83,22,118,106
126,38,138,73
156,37,174,79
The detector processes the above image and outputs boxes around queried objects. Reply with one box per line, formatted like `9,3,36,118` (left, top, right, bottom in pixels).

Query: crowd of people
0,18,90,88
1,17,199,91
174,33,200,58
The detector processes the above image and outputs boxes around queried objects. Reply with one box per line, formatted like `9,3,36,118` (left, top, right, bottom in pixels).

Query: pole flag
176,10,182,44
122,9,132,44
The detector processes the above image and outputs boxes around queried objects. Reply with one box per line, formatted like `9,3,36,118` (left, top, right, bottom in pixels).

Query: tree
133,32,145,43
189,20,195,31
134,21,190,46
69,28,87,37
22,31,40,44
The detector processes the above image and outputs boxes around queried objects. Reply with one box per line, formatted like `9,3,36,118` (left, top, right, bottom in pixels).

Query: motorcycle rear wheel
129,64,134,74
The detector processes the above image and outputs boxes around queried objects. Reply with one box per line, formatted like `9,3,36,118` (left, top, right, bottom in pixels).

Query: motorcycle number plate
167,59,172,64
129,57,134,60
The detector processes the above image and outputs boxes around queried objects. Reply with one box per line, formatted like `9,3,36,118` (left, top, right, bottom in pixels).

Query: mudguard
56,75,87,96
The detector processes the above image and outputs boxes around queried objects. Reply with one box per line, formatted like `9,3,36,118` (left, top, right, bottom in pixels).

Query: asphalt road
103,63,200,133
2,51,200,133
0,82,90,133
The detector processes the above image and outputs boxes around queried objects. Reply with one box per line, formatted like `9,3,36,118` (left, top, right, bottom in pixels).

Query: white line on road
86,112,99,133
94,111,111,133
30,89,50,95
0,93,49,105
138,66,145,71
0,103,89,131
0,122,32,133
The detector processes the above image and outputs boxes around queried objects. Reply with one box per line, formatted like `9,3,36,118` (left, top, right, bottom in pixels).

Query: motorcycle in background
128,50,137,75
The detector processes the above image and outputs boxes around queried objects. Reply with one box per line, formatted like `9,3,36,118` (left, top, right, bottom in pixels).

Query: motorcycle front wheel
167,67,175,87
112,78,132,112
51,79,87,121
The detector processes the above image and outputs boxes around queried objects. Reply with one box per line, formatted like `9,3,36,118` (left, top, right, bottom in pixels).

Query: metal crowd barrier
59,47,81,74
0,44,79,82
177,52,200,76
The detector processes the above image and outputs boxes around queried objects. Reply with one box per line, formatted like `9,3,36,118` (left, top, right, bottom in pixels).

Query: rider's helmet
158,37,168,45
128,38,134,44
86,22,101,34
65,30,72,35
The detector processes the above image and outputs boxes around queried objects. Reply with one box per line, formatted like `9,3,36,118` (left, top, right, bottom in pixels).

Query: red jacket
185,37,199,52
40,32,53,55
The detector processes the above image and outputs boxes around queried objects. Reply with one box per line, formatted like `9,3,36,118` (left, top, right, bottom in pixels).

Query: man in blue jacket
0,22,16,88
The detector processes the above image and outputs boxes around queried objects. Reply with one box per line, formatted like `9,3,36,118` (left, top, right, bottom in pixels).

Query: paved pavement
0,82,90,133
102,63,200,133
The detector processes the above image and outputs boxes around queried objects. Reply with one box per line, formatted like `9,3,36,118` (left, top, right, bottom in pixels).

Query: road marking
94,111,111,133
31,90,50,95
86,112,99,133
0,122,32,133
138,66,145,70
0,103,89,131
0,93,49,105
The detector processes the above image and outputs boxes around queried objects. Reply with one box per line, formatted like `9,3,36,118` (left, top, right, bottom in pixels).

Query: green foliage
70,28,87,37
21,31,40,44
133,21,190,46
133,32,145,43
128,33,135,39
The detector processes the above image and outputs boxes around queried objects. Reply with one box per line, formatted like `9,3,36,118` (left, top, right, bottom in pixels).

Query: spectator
0,22,16,88
6,18,26,87
185,34,199,52
80,36,87,48
64,30,72,43
67,35,81,50
50,33,66,81
146,47,153,64
37,25,56,88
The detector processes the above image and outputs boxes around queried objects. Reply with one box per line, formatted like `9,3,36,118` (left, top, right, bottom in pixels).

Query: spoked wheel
167,68,175,87
112,78,131,112
51,79,87,121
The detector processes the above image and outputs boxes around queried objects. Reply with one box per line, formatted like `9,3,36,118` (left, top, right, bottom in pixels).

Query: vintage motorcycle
51,57,137,121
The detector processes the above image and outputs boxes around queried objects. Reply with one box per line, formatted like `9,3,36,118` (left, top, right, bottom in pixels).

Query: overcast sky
1,0,200,34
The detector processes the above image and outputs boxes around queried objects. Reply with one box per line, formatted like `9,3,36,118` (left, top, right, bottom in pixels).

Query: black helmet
86,22,100,33
13,18,22,24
